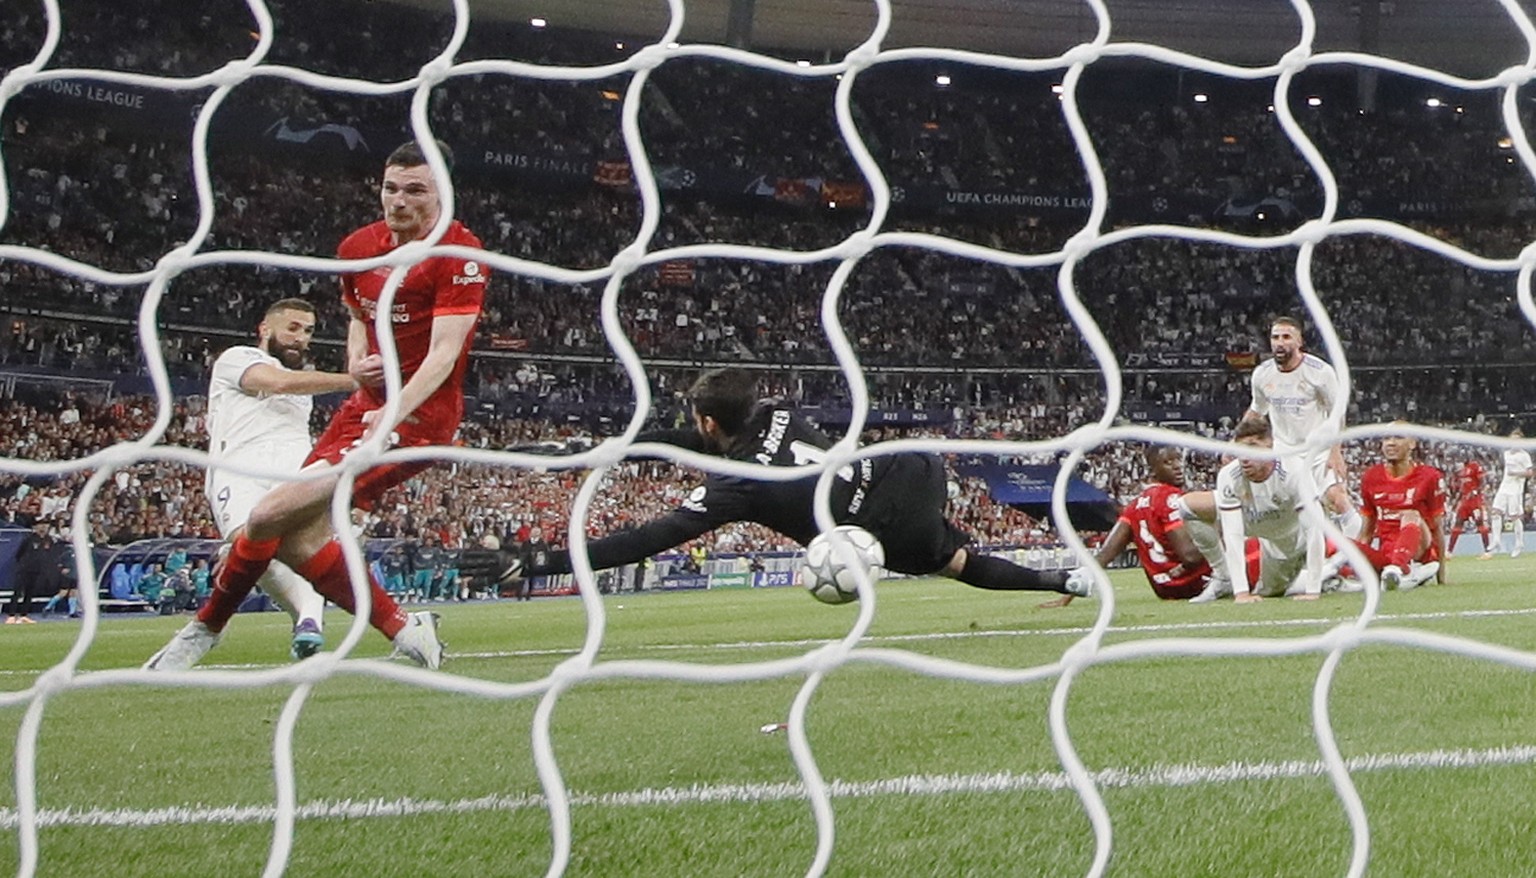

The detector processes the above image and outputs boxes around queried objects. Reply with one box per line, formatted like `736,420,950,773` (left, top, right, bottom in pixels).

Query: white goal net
5,0,1536,875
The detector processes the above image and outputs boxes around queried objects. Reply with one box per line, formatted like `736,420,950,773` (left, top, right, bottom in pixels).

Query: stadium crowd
3,1,1536,561
0,385,1517,561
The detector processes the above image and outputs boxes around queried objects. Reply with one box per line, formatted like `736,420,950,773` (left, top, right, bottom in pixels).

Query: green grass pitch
5,556,1536,877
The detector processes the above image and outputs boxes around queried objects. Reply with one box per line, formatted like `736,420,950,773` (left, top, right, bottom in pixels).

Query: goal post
5,0,1536,876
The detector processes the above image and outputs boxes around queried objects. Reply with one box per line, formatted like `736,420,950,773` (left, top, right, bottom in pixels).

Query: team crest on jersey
453,261,487,285
682,485,708,513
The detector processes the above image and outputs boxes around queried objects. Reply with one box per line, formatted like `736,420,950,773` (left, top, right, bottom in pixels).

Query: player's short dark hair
1271,315,1304,338
1234,416,1272,443
264,297,316,319
386,139,454,174
688,368,758,438
1143,445,1178,468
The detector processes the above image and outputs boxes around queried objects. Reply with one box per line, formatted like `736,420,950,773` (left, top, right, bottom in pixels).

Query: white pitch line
4,743,1536,829
2,605,1534,677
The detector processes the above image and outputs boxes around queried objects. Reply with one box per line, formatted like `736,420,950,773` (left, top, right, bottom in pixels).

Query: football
799,525,886,604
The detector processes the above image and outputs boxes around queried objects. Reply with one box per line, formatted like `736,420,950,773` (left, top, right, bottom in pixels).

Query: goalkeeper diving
462,368,1090,600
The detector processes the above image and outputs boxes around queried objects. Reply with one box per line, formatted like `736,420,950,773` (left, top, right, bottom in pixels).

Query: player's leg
1490,492,1514,556
1448,506,1466,555
201,469,346,633
272,458,444,667
873,454,1077,595
1475,503,1493,556
1512,507,1526,558
257,562,328,659
1256,539,1305,599
1180,518,1233,602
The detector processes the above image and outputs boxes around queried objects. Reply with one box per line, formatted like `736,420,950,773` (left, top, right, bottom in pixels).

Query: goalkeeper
466,368,1090,599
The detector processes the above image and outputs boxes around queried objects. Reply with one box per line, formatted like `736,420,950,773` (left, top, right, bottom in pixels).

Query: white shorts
207,471,284,537
1492,488,1525,518
1276,450,1337,503
205,470,323,623
1255,532,1308,598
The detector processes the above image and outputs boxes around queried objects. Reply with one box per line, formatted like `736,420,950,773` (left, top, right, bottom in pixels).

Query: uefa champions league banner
954,462,1120,531
18,78,186,116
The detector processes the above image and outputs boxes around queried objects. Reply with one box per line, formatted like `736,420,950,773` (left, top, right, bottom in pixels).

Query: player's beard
263,337,306,370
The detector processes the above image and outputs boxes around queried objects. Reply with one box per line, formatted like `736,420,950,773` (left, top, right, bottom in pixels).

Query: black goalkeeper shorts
852,452,970,576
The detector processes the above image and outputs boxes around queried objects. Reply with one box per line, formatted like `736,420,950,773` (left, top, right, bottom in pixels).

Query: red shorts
303,393,453,510
1149,538,1261,600
1454,496,1486,526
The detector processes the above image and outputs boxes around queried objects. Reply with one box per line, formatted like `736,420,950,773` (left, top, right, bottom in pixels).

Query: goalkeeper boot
391,611,445,670
1063,567,1095,598
290,618,324,660
144,620,221,671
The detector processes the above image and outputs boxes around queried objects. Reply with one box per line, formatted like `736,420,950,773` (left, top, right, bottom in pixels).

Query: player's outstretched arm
1217,505,1260,602
525,511,721,577
240,363,358,397
365,312,477,439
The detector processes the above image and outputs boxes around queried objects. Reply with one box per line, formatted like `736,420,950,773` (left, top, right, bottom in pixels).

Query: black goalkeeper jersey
536,407,902,574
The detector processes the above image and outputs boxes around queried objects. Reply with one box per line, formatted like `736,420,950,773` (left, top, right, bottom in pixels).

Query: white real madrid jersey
1249,354,1340,454
1499,448,1532,495
206,345,313,472
1215,458,1307,549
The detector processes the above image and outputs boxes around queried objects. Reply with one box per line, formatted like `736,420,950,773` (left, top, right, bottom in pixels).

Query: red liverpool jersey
1360,463,1445,546
1456,460,1485,500
1120,482,1210,597
337,219,487,439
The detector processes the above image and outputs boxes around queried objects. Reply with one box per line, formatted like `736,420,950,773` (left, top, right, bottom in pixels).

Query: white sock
1336,509,1364,541
1182,519,1227,576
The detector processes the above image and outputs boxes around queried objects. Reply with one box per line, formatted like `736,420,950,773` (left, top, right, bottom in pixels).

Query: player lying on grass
481,368,1091,600
1045,444,1241,608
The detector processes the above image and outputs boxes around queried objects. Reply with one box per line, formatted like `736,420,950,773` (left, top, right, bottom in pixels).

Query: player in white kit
1215,418,1313,600
1490,426,1533,558
206,298,372,658
1243,316,1360,597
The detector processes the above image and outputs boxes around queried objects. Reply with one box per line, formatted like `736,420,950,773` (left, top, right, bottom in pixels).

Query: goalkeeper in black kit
472,368,1091,599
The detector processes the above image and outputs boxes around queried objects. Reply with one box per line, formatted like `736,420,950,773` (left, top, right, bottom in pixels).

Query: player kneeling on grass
472,368,1090,601
1320,428,1446,592
1210,417,1323,602
1047,445,1239,607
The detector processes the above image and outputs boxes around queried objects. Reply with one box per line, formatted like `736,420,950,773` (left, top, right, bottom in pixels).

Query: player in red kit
1047,445,1249,606
1448,458,1493,559
146,141,487,671
1347,430,1447,591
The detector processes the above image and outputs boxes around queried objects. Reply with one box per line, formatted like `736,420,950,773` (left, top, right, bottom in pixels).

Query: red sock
296,541,408,640
197,535,281,633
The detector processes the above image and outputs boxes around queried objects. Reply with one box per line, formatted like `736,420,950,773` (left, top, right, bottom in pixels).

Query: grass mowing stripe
7,743,1536,830
3,604,1529,678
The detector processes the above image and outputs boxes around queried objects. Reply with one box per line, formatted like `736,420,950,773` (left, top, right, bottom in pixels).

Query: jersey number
789,441,855,483
1138,519,1169,565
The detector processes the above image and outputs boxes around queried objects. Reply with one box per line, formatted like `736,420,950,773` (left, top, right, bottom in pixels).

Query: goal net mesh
4,0,1536,875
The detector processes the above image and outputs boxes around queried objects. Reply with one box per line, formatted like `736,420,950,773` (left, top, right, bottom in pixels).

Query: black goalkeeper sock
955,552,1070,593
